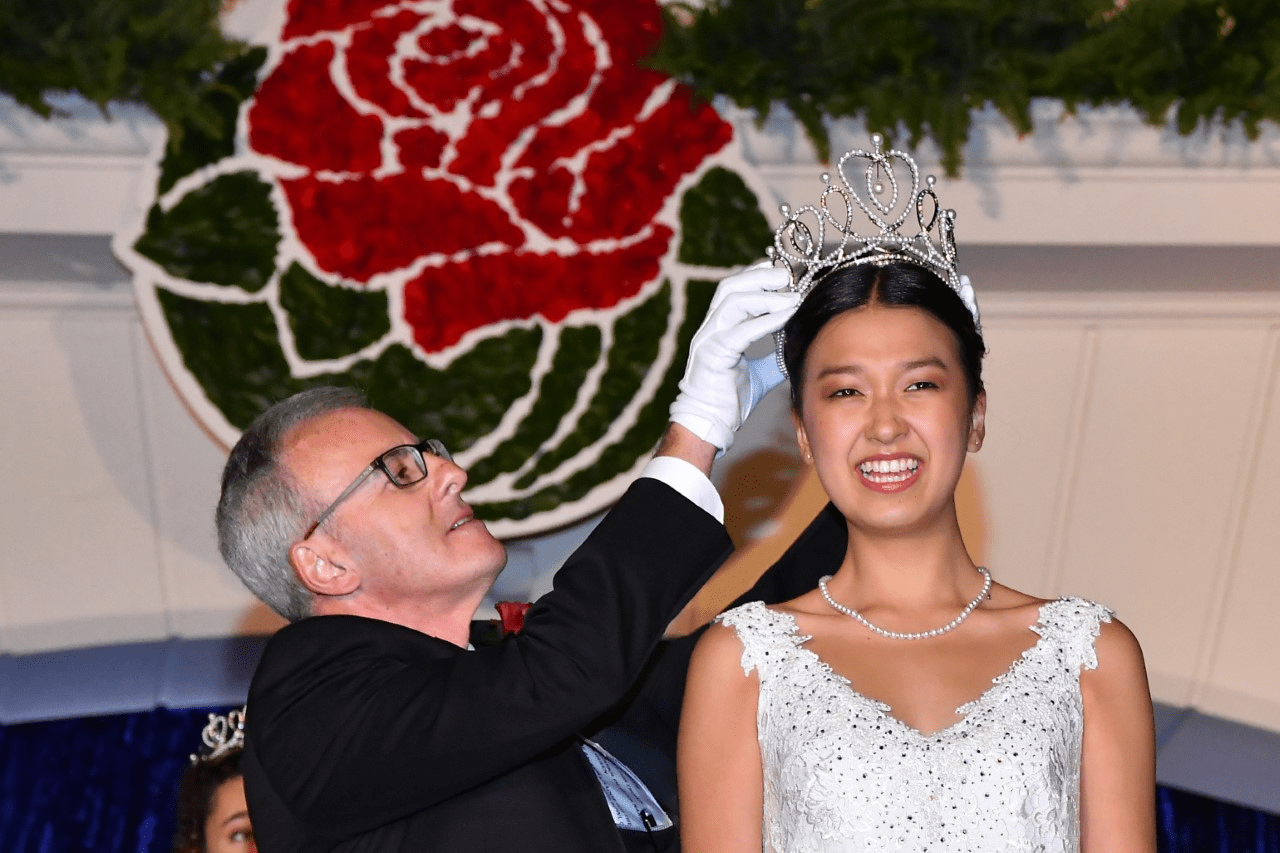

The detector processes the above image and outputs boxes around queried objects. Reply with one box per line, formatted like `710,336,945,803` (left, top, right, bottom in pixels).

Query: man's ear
290,542,359,598
968,390,987,453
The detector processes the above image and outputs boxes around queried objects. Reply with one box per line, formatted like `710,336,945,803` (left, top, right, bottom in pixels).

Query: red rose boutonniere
495,601,532,636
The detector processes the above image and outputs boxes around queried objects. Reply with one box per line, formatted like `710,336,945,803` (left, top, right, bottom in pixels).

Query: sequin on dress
718,597,1112,853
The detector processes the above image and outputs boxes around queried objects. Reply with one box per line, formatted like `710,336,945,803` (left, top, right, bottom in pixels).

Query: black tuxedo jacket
586,501,846,825
242,478,732,853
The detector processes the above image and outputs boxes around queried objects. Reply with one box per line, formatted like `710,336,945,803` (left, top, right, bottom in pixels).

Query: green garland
0,0,247,146
3,1,1276,176
653,0,1280,174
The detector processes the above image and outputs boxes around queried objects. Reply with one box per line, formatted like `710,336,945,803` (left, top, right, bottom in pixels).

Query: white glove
669,262,801,454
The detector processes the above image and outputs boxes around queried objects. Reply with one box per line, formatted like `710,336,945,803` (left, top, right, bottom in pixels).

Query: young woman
678,256,1156,851
173,708,256,853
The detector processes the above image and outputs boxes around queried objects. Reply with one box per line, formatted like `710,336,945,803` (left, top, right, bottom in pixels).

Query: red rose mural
247,0,730,352
117,0,773,536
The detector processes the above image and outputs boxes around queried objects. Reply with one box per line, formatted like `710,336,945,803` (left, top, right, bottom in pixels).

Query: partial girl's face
204,775,256,853
794,303,985,536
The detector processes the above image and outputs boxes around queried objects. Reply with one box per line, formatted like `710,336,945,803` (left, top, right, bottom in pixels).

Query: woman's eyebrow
814,363,864,379
816,356,947,379
903,356,948,371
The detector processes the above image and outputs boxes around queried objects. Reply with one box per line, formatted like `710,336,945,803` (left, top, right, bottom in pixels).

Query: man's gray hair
215,386,367,621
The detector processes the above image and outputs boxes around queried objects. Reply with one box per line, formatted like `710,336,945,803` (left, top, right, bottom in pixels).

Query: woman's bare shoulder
1092,614,1147,675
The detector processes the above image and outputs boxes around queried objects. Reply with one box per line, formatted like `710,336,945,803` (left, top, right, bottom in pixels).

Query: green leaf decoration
157,287,309,430
0,0,249,146
1043,1,1280,141
134,171,280,292
349,332,541,454
465,324,603,487
158,287,540,453
474,279,717,521
278,262,391,360
157,46,267,194
679,166,774,266
512,284,671,490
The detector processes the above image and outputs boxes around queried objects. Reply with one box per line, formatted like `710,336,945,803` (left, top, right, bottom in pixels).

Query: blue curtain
0,707,229,853
1159,786,1280,853
1,707,1277,852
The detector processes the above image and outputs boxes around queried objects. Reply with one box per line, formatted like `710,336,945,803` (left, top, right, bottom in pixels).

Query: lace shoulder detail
1033,597,1113,672
716,601,808,678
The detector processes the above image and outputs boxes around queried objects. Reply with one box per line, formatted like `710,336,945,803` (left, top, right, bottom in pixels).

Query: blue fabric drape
1158,785,1280,853
1,706,1277,852
0,707,230,853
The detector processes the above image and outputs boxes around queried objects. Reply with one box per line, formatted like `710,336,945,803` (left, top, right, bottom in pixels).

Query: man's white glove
669,262,801,454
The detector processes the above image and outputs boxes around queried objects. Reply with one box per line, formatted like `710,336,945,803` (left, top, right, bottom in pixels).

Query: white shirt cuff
640,456,724,523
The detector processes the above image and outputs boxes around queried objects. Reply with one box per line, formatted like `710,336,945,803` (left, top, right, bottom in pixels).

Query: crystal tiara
768,134,980,377
190,706,246,764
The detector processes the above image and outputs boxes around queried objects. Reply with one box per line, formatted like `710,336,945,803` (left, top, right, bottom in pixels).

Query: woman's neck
833,517,978,607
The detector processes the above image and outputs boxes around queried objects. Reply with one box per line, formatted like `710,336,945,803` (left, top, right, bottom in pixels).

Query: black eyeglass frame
300,438,451,540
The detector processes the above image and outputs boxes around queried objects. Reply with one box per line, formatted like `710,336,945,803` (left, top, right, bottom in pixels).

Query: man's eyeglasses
301,438,452,540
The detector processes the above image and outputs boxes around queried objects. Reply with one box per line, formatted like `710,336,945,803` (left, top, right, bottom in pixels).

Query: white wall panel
0,302,166,652
133,322,285,639
1197,334,1280,731
959,322,1091,597
1057,323,1271,706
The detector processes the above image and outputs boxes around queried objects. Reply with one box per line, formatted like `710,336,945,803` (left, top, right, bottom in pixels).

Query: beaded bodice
718,597,1111,853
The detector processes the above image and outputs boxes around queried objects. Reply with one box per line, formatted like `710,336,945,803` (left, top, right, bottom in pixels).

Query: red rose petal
581,0,664,65
402,227,671,352
447,0,585,187
249,42,384,173
418,22,475,55
347,9,427,119
517,68,662,177
395,126,448,172
283,173,524,280
402,33,510,114
282,0,390,40
512,86,731,242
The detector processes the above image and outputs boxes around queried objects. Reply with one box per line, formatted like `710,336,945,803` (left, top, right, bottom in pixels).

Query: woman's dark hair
782,261,986,412
172,748,244,853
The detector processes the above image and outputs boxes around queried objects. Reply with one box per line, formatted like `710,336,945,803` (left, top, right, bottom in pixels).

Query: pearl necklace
818,566,992,640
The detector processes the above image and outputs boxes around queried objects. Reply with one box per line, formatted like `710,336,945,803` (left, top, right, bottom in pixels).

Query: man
214,266,798,852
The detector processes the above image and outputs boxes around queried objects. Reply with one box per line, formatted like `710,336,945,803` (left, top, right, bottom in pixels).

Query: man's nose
432,453,467,495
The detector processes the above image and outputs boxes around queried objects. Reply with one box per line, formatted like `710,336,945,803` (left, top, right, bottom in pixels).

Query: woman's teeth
859,458,918,482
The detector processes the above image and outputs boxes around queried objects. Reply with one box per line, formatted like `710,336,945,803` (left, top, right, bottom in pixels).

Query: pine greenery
0,0,248,145
0,0,1275,175
653,0,1280,174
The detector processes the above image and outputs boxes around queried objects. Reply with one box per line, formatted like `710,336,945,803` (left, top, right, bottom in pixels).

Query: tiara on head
768,134,980,377
190,706,246,765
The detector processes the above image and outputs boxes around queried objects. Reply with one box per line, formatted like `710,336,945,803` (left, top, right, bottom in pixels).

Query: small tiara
190,706,246,765
768,134,980,377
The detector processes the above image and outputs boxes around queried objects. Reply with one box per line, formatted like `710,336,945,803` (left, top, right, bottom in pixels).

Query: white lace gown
718,597,1112,853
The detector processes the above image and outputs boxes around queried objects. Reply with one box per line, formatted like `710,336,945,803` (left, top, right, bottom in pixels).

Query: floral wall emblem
116,0,773,536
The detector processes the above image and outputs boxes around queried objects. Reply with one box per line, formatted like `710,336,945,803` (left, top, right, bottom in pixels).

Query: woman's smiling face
794,302,985,537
